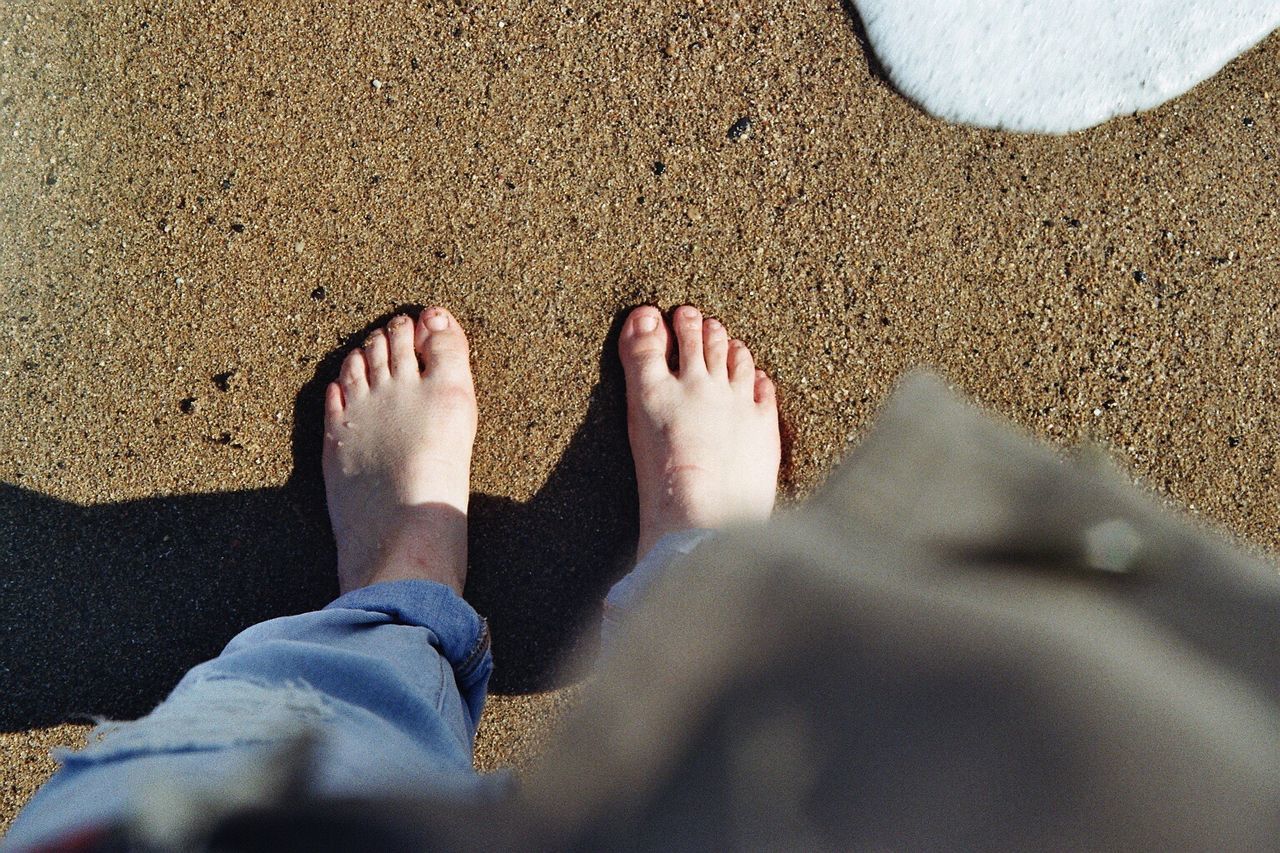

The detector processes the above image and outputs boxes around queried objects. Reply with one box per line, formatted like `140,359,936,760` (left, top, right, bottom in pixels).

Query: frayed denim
6,533,707,851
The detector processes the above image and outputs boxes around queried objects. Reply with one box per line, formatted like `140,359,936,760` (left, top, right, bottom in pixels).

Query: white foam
854,0,1280,133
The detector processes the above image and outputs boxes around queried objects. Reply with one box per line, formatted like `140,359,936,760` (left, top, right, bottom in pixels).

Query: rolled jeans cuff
323,579,493,728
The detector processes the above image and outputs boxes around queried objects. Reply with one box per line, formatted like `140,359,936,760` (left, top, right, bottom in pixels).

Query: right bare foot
619,305,781,560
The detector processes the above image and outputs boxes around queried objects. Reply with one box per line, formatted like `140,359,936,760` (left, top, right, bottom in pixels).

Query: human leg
7,309,491,849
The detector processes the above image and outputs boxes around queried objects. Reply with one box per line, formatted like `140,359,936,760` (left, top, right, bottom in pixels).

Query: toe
754,369,777,408
415,307,472,377
674,305,706,375
324,381,345,418
703,317,729,378
339,348,370,398
386,314,419,378
619,305,672,386
728,339,756,393
363,329,391,385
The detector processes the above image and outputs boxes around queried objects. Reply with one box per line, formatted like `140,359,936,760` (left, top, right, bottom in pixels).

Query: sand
3,0,1279,835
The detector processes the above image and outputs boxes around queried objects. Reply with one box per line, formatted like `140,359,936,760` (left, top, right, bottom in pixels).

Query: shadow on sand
1,308,638,731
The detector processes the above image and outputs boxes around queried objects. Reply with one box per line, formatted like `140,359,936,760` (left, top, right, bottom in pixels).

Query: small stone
652,160,666,176
1228,435,1242,447
1243,116,1256,127
179,397,197,414
1133,270,1147,283
311,285,326,300
220,177,232,191
1065,217,1081,228
230,222,245,233
213,370,236,392
44,174,57,186
371,78,383,90
727,116,752,141
410,57,420,70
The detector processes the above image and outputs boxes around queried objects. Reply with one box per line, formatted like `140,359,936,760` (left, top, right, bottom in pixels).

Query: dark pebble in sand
1243,117,1256,127
411,57,421,70
727,116,752,141
1065,217,1081,228
311,286,327,300
231,222,245,233
45,174,57,186
179,397,197,414
653,160,666,176
213,432,242,449
1133,270,1148,283
221,177,233,191
1228,436,1242,447
213,370,236,391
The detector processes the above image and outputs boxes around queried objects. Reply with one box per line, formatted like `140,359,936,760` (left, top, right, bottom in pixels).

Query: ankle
339,504,469,595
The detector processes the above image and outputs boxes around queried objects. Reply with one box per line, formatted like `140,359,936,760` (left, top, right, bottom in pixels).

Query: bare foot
322,308,477,595
619,305,781,560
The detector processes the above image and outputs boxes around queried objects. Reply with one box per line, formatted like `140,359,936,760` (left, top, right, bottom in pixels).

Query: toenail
426,313,449,331
635,314,659,333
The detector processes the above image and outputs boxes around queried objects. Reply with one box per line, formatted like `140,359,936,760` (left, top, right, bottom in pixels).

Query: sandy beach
3,0,1279,833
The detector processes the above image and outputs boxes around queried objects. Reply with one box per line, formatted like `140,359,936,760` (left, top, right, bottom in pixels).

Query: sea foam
855,0,1280,133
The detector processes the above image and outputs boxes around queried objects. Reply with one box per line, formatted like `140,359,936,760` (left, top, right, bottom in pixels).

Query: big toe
619,305,672,386
415,308,472,378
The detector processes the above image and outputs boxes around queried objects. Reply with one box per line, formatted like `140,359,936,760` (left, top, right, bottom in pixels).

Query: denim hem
600,529,716,655
323,579,494,728
455,619,492,684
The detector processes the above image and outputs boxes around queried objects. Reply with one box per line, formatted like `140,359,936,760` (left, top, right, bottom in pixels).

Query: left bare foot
322,308,477,595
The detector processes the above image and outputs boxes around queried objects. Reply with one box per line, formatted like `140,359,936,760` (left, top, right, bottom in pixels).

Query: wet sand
4,0,1280,833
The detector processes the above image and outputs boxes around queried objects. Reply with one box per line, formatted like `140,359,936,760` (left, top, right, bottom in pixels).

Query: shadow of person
0,307,638,731
467,309,638,693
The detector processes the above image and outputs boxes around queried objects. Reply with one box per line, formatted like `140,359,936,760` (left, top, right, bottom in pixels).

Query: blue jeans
5,530,711,850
